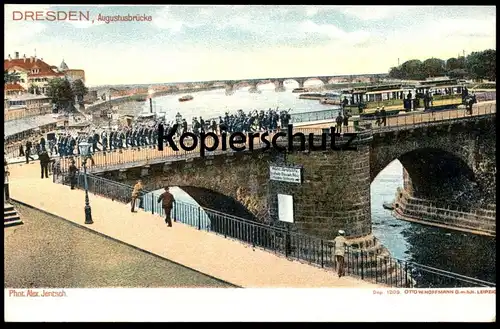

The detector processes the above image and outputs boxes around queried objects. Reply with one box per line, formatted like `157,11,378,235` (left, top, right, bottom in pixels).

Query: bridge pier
248,82,259,93
295,79,306,89
269,144,373,241
225,84,234,96
274,79,285,92
319,77,330,85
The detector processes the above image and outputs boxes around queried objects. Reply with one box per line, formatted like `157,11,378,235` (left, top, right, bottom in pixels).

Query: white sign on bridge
269,166,302,184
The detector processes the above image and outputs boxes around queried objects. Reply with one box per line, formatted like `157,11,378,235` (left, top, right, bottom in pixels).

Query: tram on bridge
341,79,466,119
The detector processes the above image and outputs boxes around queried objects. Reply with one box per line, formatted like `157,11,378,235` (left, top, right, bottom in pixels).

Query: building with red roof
5,83,26,97
4,51,86,96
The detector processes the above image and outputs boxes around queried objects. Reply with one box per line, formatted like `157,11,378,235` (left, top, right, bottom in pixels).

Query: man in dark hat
157,186,174,226
38,149,51,179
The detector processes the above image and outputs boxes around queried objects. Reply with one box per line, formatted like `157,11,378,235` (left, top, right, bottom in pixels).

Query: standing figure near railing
38,150,50,179
157,186,174,227
342,112,350,129
335,113,343,133
332,230,351,278
68,159,78,190
380,106,387,126
130,179,144,213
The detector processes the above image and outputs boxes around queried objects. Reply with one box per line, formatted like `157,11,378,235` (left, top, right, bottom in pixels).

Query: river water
138,81,496,283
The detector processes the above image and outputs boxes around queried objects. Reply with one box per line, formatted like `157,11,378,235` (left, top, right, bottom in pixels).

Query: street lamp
78,141,94,224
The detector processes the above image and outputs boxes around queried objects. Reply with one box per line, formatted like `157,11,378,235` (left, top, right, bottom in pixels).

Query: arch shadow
373,147,479,209
178,186,256,221
177,186,279,250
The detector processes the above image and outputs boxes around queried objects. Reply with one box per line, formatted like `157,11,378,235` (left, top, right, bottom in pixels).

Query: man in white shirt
333,230,350,278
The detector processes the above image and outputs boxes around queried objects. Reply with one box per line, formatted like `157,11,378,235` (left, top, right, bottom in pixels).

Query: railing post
321,239,324,268
252,225,256,248
404,261,409,287
151,193,154,214
173,201,176,222
197,207,201,230
360,251,364,280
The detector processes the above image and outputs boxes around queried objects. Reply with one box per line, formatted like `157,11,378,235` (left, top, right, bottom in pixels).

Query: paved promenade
7,163,381,288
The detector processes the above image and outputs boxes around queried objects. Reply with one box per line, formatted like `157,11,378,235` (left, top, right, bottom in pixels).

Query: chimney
8,54,11,61
23,54,26,63
15,52,19,59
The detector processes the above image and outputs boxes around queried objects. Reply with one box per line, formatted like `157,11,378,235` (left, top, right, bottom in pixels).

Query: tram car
342,80,466,119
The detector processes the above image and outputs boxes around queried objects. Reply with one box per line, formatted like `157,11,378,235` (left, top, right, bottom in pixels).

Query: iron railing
362,102,496,132
54,170,496,288
290,108,341,124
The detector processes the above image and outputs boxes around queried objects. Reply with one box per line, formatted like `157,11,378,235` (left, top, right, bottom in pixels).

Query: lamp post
78,141,94,224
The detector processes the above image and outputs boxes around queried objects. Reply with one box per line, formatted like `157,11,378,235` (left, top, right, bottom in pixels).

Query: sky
4,5,496,87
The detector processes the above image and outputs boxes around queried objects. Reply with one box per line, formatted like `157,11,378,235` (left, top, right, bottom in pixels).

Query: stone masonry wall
270,145,372,240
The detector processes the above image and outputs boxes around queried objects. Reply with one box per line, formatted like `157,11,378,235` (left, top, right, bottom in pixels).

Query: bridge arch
371,147,479,208
303,77,325,87
176,185,257,221
283,79,299,87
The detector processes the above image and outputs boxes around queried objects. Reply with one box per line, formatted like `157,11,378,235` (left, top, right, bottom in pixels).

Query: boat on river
320,98,341,105
382,202,395,210
178,95,194,102
299,92,325,100
292,88,309,93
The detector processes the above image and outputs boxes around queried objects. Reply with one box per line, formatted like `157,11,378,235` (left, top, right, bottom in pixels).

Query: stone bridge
92,104,496,244
171,74,386,94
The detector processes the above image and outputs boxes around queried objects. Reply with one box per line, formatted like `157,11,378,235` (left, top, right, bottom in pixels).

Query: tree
4,70,21,84
446,57,465,71
399,60,426,80
422,58,446,78
46,78,75,111
72,79,89,104
388,67,403,79
466,49,496,81
387,49,495,81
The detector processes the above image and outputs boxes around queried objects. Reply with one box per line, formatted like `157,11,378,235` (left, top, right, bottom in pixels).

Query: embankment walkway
7,163,382,288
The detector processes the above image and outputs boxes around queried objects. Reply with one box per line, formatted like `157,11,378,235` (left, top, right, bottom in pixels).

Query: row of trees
388,49,496,82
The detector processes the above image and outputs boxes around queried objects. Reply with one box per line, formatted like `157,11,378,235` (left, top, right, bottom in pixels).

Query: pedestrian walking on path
130,179,143,212
157,186,174,227
332,230,351,278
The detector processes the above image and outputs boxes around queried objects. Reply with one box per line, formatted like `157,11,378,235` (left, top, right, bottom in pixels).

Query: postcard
4,5,496,322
